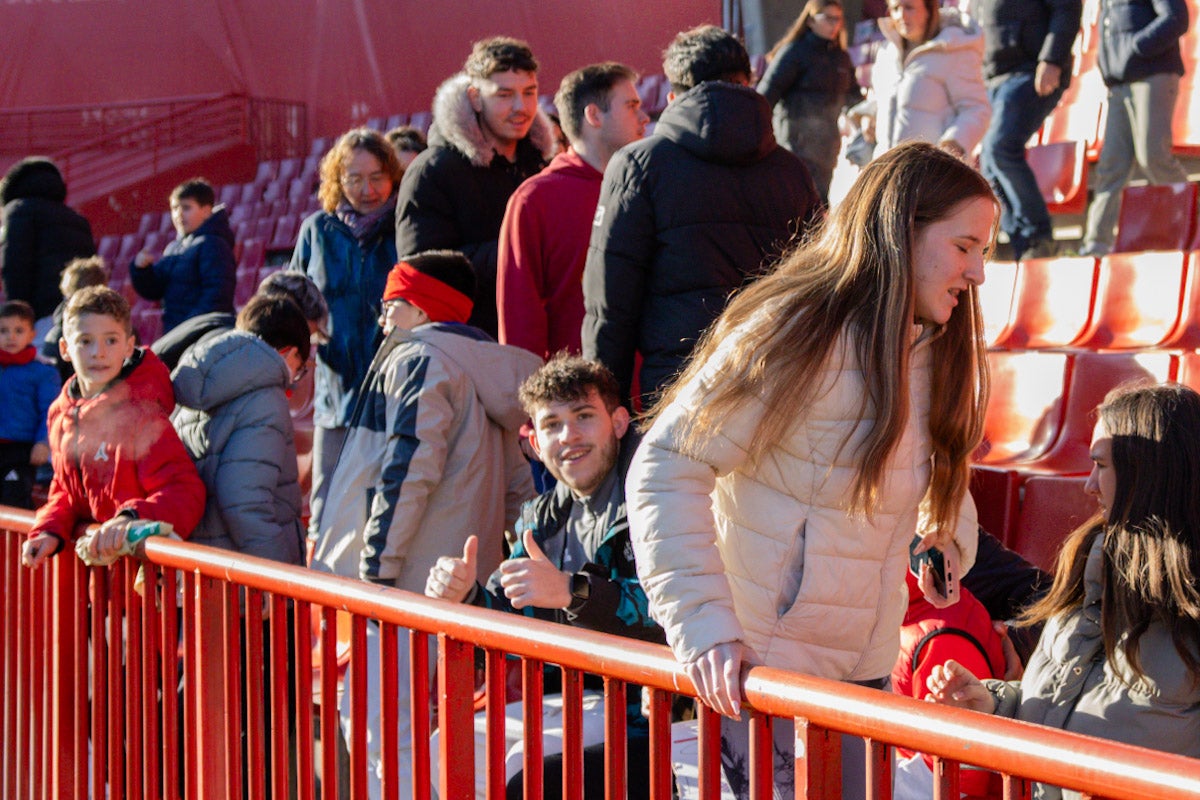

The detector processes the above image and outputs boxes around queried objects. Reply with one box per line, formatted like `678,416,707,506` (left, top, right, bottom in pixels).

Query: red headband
383,261,473,324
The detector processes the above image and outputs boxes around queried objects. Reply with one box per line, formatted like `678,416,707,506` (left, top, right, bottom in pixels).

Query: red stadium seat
157,211,175,234
277,158,302,184
131,302,163,345
992,256,1098,349
1016,351,1174,475
1176,350,1200,393
970,466,1021,545
1172,22,1200,156
234,265,259,307
254,160,278,184
239,239,266,271
979,260,1016,345
251,217,275,241
1112,182,1198,254
1010,475,1098,572
97,234,120,262
1071,251,1188,349
408,111,432,134
1162,251,1200,349
289,177,314,202
140,231,171,257
268,214,300,252
384,113,408,131
1039,70,1106,158
137,211,159,235
976,351,1069,465
238,182,262,205
218,184,241,207
310,137,331,157
115,233,144,266
1027,140,1088,215
261,179,287,204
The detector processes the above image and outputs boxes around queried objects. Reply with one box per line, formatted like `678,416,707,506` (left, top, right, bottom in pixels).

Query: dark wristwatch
567,572,590,611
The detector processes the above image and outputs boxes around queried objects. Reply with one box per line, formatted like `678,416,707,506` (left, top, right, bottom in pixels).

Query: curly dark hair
518,353,621,416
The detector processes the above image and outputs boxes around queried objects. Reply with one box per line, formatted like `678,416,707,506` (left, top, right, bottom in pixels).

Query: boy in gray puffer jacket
171,294,311,564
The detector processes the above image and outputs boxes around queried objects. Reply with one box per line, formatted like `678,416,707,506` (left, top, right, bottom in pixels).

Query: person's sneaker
1076,242,1110,258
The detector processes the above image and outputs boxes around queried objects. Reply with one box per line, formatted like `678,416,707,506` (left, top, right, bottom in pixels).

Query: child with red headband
310,249,541,796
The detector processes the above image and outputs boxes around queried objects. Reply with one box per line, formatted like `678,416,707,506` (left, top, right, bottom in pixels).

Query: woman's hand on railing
925,659,996,714
685,641,750,719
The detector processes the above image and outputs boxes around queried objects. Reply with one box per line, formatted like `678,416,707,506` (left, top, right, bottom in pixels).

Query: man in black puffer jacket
582,25,820,411
0,158,96,329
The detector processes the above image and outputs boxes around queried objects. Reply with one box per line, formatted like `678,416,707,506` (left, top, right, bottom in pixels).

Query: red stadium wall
0,0,720,138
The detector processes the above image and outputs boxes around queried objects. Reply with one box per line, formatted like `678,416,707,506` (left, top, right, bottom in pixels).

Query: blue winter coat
1097,0,1188,85
289,209,395,429
0,353,60,443
130,208,237,334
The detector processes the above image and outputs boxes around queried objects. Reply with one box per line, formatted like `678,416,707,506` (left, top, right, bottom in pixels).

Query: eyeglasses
340,172,391,192
816,11,844,22
291,362,309,388
377,300,403,328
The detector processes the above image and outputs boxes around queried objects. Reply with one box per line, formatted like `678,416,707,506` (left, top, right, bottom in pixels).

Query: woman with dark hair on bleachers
757,0,862,204
0,157,97,340
288,128,402,542
930,382,1200,792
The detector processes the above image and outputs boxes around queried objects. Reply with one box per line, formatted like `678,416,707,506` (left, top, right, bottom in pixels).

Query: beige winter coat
627,324,978,681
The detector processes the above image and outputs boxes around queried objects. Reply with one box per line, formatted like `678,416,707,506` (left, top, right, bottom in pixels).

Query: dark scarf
335,195,396,245
0,345,37,367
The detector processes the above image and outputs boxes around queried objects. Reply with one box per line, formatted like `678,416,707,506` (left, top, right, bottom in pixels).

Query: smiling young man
497,62,649,360
394,37,557,339
425,353,662,799
131,178,236,333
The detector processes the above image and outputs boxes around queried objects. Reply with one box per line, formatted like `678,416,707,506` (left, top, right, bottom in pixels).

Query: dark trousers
506,732,652,800
0,441,35,509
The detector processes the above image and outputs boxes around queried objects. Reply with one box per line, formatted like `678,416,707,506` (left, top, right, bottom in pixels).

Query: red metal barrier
3,504,1200,800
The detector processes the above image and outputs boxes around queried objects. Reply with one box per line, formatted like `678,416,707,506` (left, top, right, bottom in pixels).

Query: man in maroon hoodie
497,62,648,360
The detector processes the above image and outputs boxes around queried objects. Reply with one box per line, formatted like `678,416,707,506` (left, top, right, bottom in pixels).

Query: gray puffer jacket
171,330,305,564
987,533,1200,799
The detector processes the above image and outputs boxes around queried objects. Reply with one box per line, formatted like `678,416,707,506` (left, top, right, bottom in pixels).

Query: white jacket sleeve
626,352,768,665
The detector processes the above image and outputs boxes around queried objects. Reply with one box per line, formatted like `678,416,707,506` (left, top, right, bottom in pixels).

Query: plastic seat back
977,352,1069,464
1018,351,1175,474
1113,182,1197,254
1027,141,1087,215
1072,251,1188,349
997,256,1098,349
979,260,1017,346
1163,251,1200,348
1011,475,1099,572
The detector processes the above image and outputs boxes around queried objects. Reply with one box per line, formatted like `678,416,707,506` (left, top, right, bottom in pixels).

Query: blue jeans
980,73,1065,257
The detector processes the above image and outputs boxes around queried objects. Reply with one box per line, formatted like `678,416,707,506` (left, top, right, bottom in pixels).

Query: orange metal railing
3,504,1200,800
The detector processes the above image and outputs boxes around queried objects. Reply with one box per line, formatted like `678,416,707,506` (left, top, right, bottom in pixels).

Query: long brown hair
647,142,994,539
1020,383,1200,683
767,0,848,62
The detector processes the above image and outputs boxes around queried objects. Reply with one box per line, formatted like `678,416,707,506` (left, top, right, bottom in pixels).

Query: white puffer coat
627,324,978,682
863,9,991,155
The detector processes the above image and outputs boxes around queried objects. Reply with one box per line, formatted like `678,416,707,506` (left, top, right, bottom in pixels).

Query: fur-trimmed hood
429,73,557,168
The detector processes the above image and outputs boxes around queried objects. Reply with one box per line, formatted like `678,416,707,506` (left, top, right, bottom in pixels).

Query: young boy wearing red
22,286,204,568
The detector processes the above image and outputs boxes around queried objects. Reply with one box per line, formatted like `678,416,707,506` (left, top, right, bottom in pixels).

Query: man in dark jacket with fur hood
582,25,820,411
394,36,556,339
0,157,96,330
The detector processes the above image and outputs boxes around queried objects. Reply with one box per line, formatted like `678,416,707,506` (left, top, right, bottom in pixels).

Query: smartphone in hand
909,535,959,603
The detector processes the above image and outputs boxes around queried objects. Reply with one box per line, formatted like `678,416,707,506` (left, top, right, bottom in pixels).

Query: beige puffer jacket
627,324,978,681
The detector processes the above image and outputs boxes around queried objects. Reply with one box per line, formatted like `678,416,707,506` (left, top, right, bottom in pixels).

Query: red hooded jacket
31,348,204,544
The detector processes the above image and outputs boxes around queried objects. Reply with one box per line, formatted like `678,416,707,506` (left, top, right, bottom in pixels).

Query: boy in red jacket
22,286,204,568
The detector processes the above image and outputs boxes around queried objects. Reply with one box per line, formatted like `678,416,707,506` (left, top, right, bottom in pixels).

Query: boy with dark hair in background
22,286,204,568
131,178,236,334
0,300,60,508
42,255,108,380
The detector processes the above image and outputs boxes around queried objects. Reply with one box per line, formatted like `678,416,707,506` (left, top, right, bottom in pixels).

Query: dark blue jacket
0,352,60,443
975,0,1082,82
1097,0,1188,85
130,209,236,334
289,208,395,429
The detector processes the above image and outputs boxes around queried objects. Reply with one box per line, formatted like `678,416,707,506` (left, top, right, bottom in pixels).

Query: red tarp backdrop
0,0,719,136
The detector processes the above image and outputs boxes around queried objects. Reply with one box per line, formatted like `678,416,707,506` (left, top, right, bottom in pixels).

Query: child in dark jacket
22,286,205,568
0,300,60,508
130,178,236,334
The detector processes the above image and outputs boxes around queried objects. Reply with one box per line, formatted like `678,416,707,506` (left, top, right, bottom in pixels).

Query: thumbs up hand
498,529,572,610
425,535,479,603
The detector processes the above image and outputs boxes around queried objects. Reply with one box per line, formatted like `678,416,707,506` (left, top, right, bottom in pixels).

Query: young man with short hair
394,36,557,338
426,354,661,798
131,178,237,333
497,62,649,360
582,25,820,410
